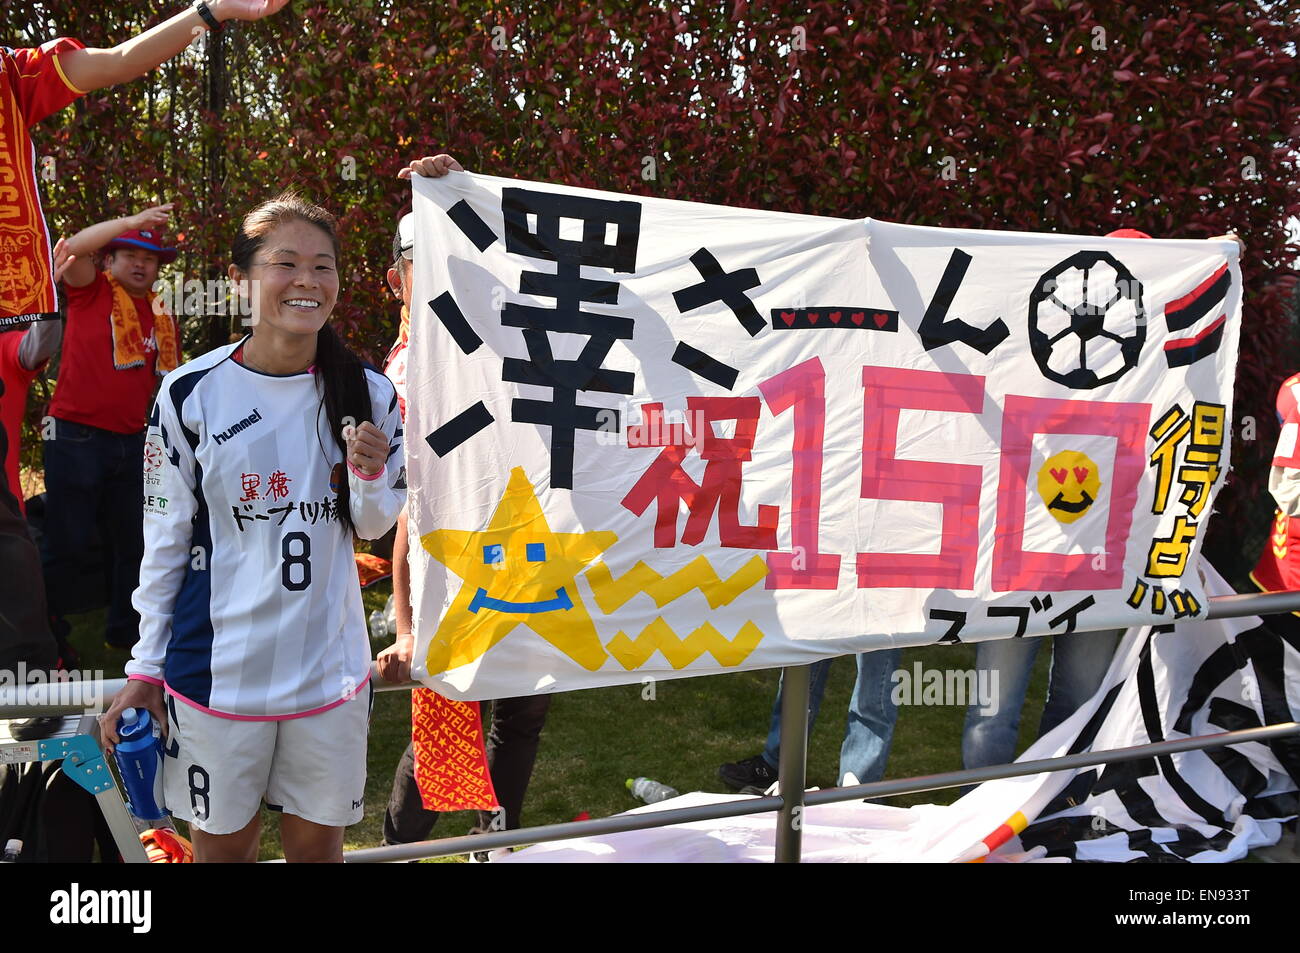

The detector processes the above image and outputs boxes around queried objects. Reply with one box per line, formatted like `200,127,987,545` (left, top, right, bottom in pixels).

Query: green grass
68,582,1053,862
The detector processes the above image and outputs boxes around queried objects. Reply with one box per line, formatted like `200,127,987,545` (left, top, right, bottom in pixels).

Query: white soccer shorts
161,682,372,835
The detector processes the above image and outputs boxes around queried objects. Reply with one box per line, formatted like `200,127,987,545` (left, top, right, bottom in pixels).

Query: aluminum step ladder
1,715,148,863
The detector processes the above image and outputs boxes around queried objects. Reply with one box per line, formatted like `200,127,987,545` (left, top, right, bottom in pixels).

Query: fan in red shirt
54,213,180,432
43,211,181,649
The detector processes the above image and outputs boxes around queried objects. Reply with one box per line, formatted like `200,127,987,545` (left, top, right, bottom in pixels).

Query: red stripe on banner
1164,313,1226,351
1165,263,1228,315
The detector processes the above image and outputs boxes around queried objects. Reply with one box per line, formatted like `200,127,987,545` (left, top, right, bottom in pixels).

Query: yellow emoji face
1037,450,1102,524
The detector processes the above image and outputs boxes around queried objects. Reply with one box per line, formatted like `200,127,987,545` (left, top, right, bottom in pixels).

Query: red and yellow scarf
105,271,179,375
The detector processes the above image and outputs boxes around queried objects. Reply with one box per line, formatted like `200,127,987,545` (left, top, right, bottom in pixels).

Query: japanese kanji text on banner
404,172,1241,701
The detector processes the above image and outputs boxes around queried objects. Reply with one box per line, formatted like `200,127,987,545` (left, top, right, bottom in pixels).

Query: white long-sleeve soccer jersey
126,341,405,719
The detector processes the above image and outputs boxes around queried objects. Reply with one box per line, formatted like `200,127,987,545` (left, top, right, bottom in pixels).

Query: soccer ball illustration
1028,251,1145,389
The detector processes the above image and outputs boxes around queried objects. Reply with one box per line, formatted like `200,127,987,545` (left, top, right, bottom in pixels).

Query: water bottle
114,708,168,823
368,595,396,641
0,839,20,863
626,777,678,804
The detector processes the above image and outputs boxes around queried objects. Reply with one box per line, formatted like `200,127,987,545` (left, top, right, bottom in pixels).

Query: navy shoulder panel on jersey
165,346,238,452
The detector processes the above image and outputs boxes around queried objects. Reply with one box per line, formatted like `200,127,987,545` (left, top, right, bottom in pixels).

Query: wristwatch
194,1,223,32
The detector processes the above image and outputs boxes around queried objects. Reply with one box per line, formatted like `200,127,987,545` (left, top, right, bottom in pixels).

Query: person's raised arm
62,204,172,288
58,0,289,94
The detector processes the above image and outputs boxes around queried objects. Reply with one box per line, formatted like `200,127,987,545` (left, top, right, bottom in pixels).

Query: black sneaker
718,754,778,792
10,716,63,741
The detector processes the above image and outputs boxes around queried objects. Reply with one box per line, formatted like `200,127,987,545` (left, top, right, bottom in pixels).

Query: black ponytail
314,323,372,537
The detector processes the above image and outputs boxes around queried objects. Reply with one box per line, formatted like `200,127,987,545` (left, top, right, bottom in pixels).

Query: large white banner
405,172,1241,700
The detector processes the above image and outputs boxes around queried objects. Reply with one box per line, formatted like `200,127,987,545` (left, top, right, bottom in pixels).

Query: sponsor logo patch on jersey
143,436,165,472
213,407,264,446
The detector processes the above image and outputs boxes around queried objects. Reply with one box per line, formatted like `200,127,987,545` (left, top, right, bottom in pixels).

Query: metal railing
3,589,1298,863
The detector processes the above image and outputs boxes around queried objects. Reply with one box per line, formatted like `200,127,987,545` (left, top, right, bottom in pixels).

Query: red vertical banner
857,367,985,590
760,358,841,588
411,688,500,814
992,395,1149,592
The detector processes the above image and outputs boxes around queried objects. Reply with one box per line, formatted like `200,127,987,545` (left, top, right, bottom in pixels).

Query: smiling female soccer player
100,192,405,863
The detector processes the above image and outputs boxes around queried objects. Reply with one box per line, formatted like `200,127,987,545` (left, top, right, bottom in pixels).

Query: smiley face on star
420,467,616,674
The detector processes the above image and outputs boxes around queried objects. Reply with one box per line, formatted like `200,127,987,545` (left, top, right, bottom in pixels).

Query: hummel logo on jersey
213,408,264,445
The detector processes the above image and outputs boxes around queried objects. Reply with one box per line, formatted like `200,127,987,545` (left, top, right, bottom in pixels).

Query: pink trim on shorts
127,673,164,686
164,673,371,722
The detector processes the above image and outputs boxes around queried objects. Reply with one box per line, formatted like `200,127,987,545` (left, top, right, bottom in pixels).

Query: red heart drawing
851,311,865,325
873,312,889,328
829,311,842,324
780,311,796,326
1073,466,1090,483
1050,468,1067,484
808,311,820,324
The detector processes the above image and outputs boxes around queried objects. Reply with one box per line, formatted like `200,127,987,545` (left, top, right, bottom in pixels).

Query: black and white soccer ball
1028,251,1145,389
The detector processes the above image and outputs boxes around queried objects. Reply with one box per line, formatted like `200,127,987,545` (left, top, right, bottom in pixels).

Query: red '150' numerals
758,359,1149,593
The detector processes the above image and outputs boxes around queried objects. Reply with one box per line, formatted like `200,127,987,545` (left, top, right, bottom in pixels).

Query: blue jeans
41,418,145,646
762,647,902,785
961,628,1121,770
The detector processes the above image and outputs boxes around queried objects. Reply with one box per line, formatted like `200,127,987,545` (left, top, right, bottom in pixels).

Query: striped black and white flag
1008,566,1299,861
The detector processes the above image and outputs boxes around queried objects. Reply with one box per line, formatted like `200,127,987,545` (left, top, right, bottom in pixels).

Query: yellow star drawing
420,466,617,675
